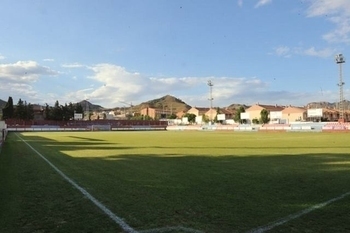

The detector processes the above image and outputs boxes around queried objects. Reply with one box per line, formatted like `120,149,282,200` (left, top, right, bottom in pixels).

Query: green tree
60,103,71,121
44,103,52,120
133,114,153,120
234,106,245,123
252,118,259,124
25,102,34,120
67,102,75,120
183,113,196,123
52,100,63,121
14,99,25,120
202,114,209,123
167,113,177,119
2,96,14,120
260,109,270,124
75,103,84,117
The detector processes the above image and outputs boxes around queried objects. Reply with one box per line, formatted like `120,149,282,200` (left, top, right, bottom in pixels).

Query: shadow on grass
68,135,106,142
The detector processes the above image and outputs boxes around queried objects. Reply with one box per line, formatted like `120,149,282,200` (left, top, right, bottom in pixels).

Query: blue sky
1,0,350,108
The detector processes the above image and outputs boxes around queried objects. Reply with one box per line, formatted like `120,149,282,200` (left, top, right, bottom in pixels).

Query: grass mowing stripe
16,133,137,233
246,190,350,233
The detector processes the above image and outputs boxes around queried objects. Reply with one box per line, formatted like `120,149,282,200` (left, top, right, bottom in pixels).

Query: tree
214,107,221,123
2,96,14,120
260,109,270,124
234,106,245,123
75,103,84,115
183,113,196,123
143,115,153,120
44,103,52,120
52,100,63,120
202,114,209,123
167,113,177,119
25,103,34,120
14,98,25,120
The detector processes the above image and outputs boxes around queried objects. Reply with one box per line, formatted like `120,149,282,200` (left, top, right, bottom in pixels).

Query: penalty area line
16,133,137,233
246,190,350,233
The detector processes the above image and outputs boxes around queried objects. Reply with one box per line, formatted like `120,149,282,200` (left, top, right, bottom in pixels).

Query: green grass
1,131,350,232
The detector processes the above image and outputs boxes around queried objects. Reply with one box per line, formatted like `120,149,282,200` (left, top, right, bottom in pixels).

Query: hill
306,100,350,109
134,95,191,113
77,100,104,111
226,103,250,110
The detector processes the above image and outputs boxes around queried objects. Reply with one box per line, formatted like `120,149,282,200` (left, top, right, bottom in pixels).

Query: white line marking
246,191,350,233
140,225,204,233
16,133,137,233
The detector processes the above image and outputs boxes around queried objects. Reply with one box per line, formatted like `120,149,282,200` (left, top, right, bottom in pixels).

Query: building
281,106,307,123
244,104,284,123
186,107,210,117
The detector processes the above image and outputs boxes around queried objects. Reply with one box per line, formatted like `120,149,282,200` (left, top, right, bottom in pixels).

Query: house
186,107,210,117
281,106,307,123
140,107,172,119
219,108,234,120
244,104,284,123
205,108,217,121
140,107,157,119
33,104,45,120
319,108,339,122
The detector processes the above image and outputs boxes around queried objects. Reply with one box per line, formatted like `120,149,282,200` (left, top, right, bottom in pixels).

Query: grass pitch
1,131,350,232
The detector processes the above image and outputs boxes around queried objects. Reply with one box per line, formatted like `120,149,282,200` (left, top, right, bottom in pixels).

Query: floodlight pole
85,99,89,120
335,54,345,123
208,80,214,123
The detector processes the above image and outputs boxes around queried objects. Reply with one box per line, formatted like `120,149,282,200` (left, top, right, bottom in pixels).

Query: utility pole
85,99,89,120
119,101,134,119
208,80,214,123
335,54,345,123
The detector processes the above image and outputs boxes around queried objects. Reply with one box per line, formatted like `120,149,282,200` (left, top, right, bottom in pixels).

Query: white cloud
0,61,59,104
274,46,291,57
1,61,340,108
302,47,335,58
306,0,350,17
306,0,350,43
255,0,272,8
237,0,243,7
0,61,58,82
0,81,40,103
84,64,148,107
61,63,85,68
273,46,334,58
0,54,5,60
43,58,54,62
68,63,273,108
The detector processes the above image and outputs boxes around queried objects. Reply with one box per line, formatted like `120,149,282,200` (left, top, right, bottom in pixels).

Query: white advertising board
195,116,202,124
270,111,282,119
217,114,226,121
307,109,323,117
74,113,83,120
240,112,250,119
182,117,189,124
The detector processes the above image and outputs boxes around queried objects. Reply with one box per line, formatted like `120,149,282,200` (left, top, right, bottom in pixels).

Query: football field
1,131,350,232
